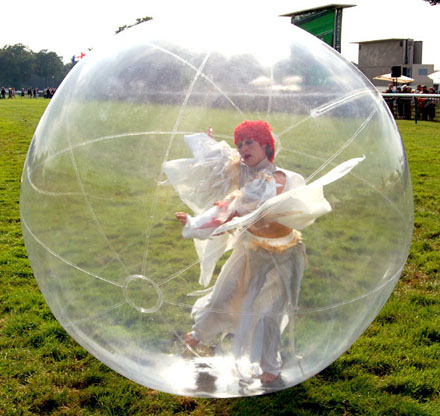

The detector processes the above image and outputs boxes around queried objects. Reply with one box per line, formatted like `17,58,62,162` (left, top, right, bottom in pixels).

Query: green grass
1,99,439,415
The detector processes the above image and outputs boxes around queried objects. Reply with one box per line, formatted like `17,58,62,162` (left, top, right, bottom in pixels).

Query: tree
33,50,65,86
0,44,34,87
115,16,152,34
0,44,73,88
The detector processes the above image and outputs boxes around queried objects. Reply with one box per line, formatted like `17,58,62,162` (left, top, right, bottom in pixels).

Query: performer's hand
226,210,239,222
175,212,187,225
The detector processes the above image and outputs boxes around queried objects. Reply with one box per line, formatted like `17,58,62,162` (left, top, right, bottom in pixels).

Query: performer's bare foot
260,372,278,383
184,332,199,348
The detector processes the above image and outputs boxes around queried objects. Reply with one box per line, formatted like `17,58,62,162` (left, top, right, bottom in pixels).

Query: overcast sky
1,0,439,70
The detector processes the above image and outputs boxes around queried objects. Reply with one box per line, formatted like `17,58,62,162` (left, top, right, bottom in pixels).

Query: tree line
0,44,75,89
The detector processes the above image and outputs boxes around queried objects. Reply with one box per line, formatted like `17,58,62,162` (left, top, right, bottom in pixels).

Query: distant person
420,85,430,121
21,88,25,98
385,84,394,93
396,87,404,118
27,87,32,98
384,84,395,116
33,88,38,98
8,88,14,99
415,85,426,120
426,87,436,121
402,85,412,120
1,87,5,99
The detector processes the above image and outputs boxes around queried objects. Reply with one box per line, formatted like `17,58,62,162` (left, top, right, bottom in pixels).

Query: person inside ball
166,120,307,383
163,120,363,383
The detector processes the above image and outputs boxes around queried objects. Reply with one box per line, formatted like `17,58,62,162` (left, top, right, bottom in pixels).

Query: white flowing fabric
163,133,240,215
163,133,363,377
214,155,366,235
191,231,306,376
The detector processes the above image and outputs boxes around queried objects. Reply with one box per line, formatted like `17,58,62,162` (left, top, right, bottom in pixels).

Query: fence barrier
382,93,439,124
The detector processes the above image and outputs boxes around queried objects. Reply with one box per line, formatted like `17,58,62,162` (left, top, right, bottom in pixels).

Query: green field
1,99,439,415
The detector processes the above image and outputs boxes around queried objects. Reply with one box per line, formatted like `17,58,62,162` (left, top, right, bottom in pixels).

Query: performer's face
236,139,267,167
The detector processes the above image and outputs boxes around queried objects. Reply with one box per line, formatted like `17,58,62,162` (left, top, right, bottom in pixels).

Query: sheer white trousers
191,232,305,376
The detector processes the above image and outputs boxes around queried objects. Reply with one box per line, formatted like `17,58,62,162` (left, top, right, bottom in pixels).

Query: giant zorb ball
20,14,413,397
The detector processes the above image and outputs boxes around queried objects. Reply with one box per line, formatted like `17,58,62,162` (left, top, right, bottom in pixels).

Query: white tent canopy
428,71,440,84
373,73,415,84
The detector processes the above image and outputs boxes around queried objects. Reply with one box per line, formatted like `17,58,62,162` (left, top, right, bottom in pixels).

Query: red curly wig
233,120,275,162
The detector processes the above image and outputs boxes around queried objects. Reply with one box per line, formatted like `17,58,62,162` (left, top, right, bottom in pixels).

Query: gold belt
248,230,302,254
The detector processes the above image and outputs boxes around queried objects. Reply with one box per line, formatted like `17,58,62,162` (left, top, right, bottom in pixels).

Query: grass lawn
0,99,439,415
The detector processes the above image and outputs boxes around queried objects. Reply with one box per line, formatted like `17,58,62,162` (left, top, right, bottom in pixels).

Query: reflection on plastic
20,15,413,397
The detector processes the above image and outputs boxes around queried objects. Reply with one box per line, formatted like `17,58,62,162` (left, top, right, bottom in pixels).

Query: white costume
163,133,363,377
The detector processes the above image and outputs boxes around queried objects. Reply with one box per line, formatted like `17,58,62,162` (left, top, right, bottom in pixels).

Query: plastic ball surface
20,14,413,397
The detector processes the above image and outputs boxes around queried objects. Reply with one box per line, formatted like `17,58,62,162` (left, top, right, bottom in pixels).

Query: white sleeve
163,133,240,215
214,157,364,234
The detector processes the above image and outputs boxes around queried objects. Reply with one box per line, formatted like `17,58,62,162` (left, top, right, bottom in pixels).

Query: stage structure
282,4,355,53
